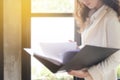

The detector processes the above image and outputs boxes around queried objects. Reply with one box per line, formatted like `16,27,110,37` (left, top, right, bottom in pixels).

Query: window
31,0,75,80
31,0,74,13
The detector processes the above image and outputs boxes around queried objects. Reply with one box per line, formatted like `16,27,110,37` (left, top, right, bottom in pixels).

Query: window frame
22,0,31,80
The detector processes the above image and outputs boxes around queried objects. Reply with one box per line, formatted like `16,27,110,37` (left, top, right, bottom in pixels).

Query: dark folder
33,45,119,73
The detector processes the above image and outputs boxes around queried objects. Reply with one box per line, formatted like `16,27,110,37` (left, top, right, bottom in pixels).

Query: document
24,42,79,65
24,42,119,73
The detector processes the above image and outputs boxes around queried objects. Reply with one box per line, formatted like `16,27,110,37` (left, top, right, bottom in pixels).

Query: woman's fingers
68,69,89,78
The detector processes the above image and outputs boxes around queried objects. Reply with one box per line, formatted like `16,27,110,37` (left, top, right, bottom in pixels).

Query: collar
90,5,109,22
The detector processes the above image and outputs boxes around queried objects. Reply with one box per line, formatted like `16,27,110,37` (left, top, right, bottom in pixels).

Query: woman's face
79,0,103,9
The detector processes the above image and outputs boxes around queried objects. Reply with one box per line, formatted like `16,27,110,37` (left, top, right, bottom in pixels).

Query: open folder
24,42,119,73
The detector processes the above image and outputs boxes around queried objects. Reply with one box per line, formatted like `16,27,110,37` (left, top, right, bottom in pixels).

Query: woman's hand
68,68,93,79
68,68,88,78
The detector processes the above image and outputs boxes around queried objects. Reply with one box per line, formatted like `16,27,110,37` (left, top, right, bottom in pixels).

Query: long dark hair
103,0,120,16
75,0,120,32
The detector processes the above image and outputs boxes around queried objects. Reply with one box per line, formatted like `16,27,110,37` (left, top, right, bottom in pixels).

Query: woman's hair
74,0,90,31
75,0,120,32
103,0,120,16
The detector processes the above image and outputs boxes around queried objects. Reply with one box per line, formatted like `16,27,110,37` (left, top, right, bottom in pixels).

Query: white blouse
81,5,120,80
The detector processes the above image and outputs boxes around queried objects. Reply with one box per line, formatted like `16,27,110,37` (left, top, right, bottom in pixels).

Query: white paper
24,48,34,56
24,42,80,65
39,42,79,63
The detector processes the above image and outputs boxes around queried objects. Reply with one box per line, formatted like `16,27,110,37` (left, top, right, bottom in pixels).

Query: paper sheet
24,42,80,64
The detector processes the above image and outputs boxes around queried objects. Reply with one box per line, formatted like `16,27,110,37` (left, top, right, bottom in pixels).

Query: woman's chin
87,6,95,9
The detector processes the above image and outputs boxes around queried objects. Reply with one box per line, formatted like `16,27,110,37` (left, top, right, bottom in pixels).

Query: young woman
68,0,120,80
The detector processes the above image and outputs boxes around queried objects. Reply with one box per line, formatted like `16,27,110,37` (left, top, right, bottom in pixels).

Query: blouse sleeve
87,13,120,80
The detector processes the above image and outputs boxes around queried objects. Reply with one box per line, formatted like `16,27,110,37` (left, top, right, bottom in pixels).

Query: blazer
81,5,120,80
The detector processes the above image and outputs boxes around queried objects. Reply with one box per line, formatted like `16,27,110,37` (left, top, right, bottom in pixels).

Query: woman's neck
89,3,104,17
94,2,104,10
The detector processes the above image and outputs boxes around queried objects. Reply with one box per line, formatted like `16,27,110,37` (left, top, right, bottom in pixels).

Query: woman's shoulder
105,6,119,20
103,6,120,26
103,6,120,29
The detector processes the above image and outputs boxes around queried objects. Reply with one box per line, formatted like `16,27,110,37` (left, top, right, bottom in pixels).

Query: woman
68,0,120,80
